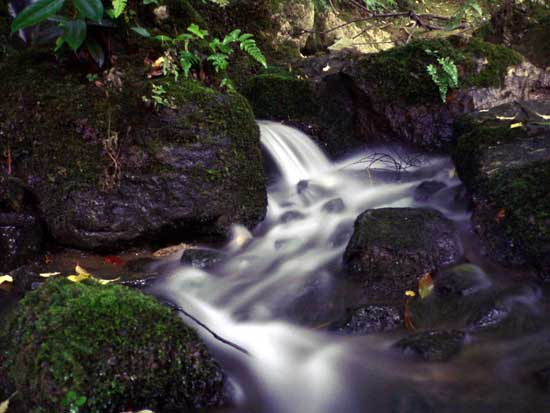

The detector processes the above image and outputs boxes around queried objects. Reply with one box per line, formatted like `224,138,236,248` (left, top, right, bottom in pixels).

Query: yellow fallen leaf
96,277,120,285
39,272,61,278
0,275,13,285
0,392,17,413
75,264,91,276
496,115,516,120
68,265,93,283
510,122,523,129
405,290,416,297
534,111,550,120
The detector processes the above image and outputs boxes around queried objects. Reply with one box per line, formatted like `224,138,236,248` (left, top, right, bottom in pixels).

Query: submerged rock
1,279,225,412
180,248,226,270
343,208,462,303
0,53,267,251
329,305,402,336
452,101,550,280
393,330,466,362
414,181,447,202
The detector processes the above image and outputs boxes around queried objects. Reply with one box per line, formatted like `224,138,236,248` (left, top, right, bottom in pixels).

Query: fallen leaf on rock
510,122,523,129
418,272,434,300
0,275,13,285
67,265,120,285
496,115,516,121
39,272,61,278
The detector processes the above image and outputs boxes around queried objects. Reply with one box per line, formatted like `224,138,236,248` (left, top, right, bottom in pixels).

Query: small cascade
258,121,332,184
156,122,545,413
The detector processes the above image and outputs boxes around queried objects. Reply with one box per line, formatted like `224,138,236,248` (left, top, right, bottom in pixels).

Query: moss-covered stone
0,51,267,250
1,279,224,413
342,208,462,304
352,37,522,105
243,72,319,120
452,101,550,279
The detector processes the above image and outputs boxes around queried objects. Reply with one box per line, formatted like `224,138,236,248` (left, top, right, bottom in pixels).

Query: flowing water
157,122,550,413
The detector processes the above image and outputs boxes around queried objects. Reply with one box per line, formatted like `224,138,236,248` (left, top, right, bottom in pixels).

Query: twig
169,302,250,356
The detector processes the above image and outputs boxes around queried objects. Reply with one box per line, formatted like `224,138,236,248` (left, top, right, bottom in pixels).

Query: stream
154,122,550,413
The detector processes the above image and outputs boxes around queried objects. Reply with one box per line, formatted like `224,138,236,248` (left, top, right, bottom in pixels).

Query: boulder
452,101,550,280
343,208,462,303
393,330,466,362
180,247,226,270
0,52,267,251
1,279,225,412
343,37,550,151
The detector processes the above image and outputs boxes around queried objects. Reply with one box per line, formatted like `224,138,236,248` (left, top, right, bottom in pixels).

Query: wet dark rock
280,210,306,223
533,365,550,393
393,330,466,362
329,305,402,335
0,213,43,273
466,285,544,337
180,248,226,270
452,101,550,280
343,208,462,303
0,55,267,251
435,263,492,297
322,198,345,214
414,181,447,202
10,265,42,292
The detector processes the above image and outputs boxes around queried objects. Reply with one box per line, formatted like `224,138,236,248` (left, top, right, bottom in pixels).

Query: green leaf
11,0,65,32
187,23,208,39
131,26,151,37
76,395,87,407
86,39,105,67
111,0,127,18
143,0,159,4
154,34,173,43
61,19,87,50
73,0,104,22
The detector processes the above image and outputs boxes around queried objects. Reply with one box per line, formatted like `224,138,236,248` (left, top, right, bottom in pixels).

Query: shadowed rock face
342,207,463,304
0,54,267,251
393,329,466,362
452,101,550,281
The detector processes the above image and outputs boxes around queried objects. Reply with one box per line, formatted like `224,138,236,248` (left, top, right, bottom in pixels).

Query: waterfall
258,121,332,185
158,122,470,413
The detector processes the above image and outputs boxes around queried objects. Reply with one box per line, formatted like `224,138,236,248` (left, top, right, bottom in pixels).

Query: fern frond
187,23,208,39
240,38,267,67
207,53,229,72
111,0,127,18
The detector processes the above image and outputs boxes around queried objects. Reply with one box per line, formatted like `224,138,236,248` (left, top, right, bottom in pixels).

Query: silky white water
157,122,549,413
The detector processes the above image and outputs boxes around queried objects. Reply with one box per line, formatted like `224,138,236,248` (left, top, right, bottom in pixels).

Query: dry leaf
418,272,434,300
0,275,13,285
534,112,550,120
0,392,17,413
510,122,523,129
405,290,416,297
496,115,516,120
39,272,61,278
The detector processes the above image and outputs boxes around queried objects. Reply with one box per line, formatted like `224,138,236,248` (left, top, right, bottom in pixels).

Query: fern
180,51,199,77
187,23,208,39
207,53,229,72
426,56,459,102
239,37,267,68
111,0,127,18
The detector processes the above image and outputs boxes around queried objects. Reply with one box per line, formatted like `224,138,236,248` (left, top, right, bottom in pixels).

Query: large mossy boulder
344,37,550,151
1,279,224,412
0,52,267,250
342,208,462,304
452,101,550,280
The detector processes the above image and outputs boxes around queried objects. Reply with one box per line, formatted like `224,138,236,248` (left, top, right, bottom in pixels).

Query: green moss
487,161,550,262
243,73,319,120
357,37,522,104
3,279,223,413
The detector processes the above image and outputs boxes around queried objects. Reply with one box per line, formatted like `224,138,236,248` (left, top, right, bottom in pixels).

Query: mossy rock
452,101,550,279
477,1,550,68
0,51,267,250
350,37,522,105
1,279,225,413
243,72,319,120
342,208,462,304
